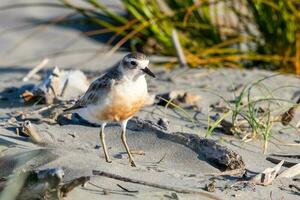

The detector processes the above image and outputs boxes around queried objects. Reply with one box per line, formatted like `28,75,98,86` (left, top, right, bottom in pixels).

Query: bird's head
119,53,155,79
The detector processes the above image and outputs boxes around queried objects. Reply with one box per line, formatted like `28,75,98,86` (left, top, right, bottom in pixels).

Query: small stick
266,157,297,168
23,58,49,82
61,176,90,197
270,154,300,159
155,153,167,164
92,170,221,200
116,184,138,193
22,120,43,144
60,78,69,97
34,104,54,113
289,184,300,192
171,29,188,68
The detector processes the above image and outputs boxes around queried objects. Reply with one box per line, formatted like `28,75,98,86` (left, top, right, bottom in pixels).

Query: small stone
205,180,216,192
157,118,169,130
68,132,76,138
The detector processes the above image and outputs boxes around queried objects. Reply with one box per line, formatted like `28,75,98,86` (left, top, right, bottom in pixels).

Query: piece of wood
23,58,49,82
270,154,300,159
129,117,245,172
0,168,88,200
171,29,188,68
116,184,139,193
60,176,90,197
0,168,64,200
22,120,43,144
278,163,300,178
92,170,221,200
250,160,284,185
266,157,298,168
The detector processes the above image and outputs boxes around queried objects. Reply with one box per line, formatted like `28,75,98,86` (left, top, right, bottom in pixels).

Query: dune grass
58,0,300,73
206,74,300,153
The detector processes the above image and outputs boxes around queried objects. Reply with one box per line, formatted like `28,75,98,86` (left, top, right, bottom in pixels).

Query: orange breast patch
97,98,145,121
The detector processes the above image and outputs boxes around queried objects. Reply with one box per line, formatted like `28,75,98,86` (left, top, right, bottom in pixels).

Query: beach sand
0,1,300,199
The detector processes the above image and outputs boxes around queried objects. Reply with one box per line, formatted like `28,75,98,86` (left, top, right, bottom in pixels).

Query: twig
155,153,167,164
34,104,54,113
60,78,69,97
116,184,138,193
289,184,300,192
92,170,221,200
266,157,297,168
270,154,300,159
171,29,188,68
22,58,49,82
61,176,90,197
22,120,43,144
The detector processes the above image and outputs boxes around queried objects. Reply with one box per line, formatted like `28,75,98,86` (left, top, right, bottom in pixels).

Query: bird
64,53,155,167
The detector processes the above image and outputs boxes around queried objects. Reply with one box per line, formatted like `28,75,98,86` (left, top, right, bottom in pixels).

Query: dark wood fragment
129,117,245,172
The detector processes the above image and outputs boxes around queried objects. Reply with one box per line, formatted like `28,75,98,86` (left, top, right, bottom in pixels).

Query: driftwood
22,120,43,144
22,58,49,82
171,29,188,68
278,163,300,178
116,184,139,193
0,168,89,200
250,160,284,186
22,67,89,105
92,170,221,200
266,157,298,168
60,176,90,197
129,117,245,172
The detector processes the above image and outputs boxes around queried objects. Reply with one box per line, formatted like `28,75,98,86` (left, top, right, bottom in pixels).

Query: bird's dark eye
130,61,137,66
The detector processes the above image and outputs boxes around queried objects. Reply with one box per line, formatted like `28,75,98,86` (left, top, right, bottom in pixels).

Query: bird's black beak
141,67,155,78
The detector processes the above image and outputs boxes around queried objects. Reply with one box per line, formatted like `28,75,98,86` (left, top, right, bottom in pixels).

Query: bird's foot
105,157,112,163
130,160,137,167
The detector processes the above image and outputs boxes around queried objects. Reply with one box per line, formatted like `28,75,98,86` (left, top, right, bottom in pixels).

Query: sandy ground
0,1,300,200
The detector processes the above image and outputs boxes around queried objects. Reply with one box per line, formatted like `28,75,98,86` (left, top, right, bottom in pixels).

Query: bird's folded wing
63,75,115,112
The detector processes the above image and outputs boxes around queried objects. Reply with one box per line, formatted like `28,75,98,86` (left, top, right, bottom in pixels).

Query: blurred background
0,0,299,73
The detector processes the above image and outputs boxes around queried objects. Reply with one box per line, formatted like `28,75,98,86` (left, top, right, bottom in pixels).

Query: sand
0,0,300,199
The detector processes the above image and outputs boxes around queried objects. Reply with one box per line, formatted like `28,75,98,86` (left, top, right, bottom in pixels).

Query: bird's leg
121,120,137,167
99,123,111,163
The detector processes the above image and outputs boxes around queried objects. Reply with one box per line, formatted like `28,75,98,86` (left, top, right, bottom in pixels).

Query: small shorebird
64,53,155,167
